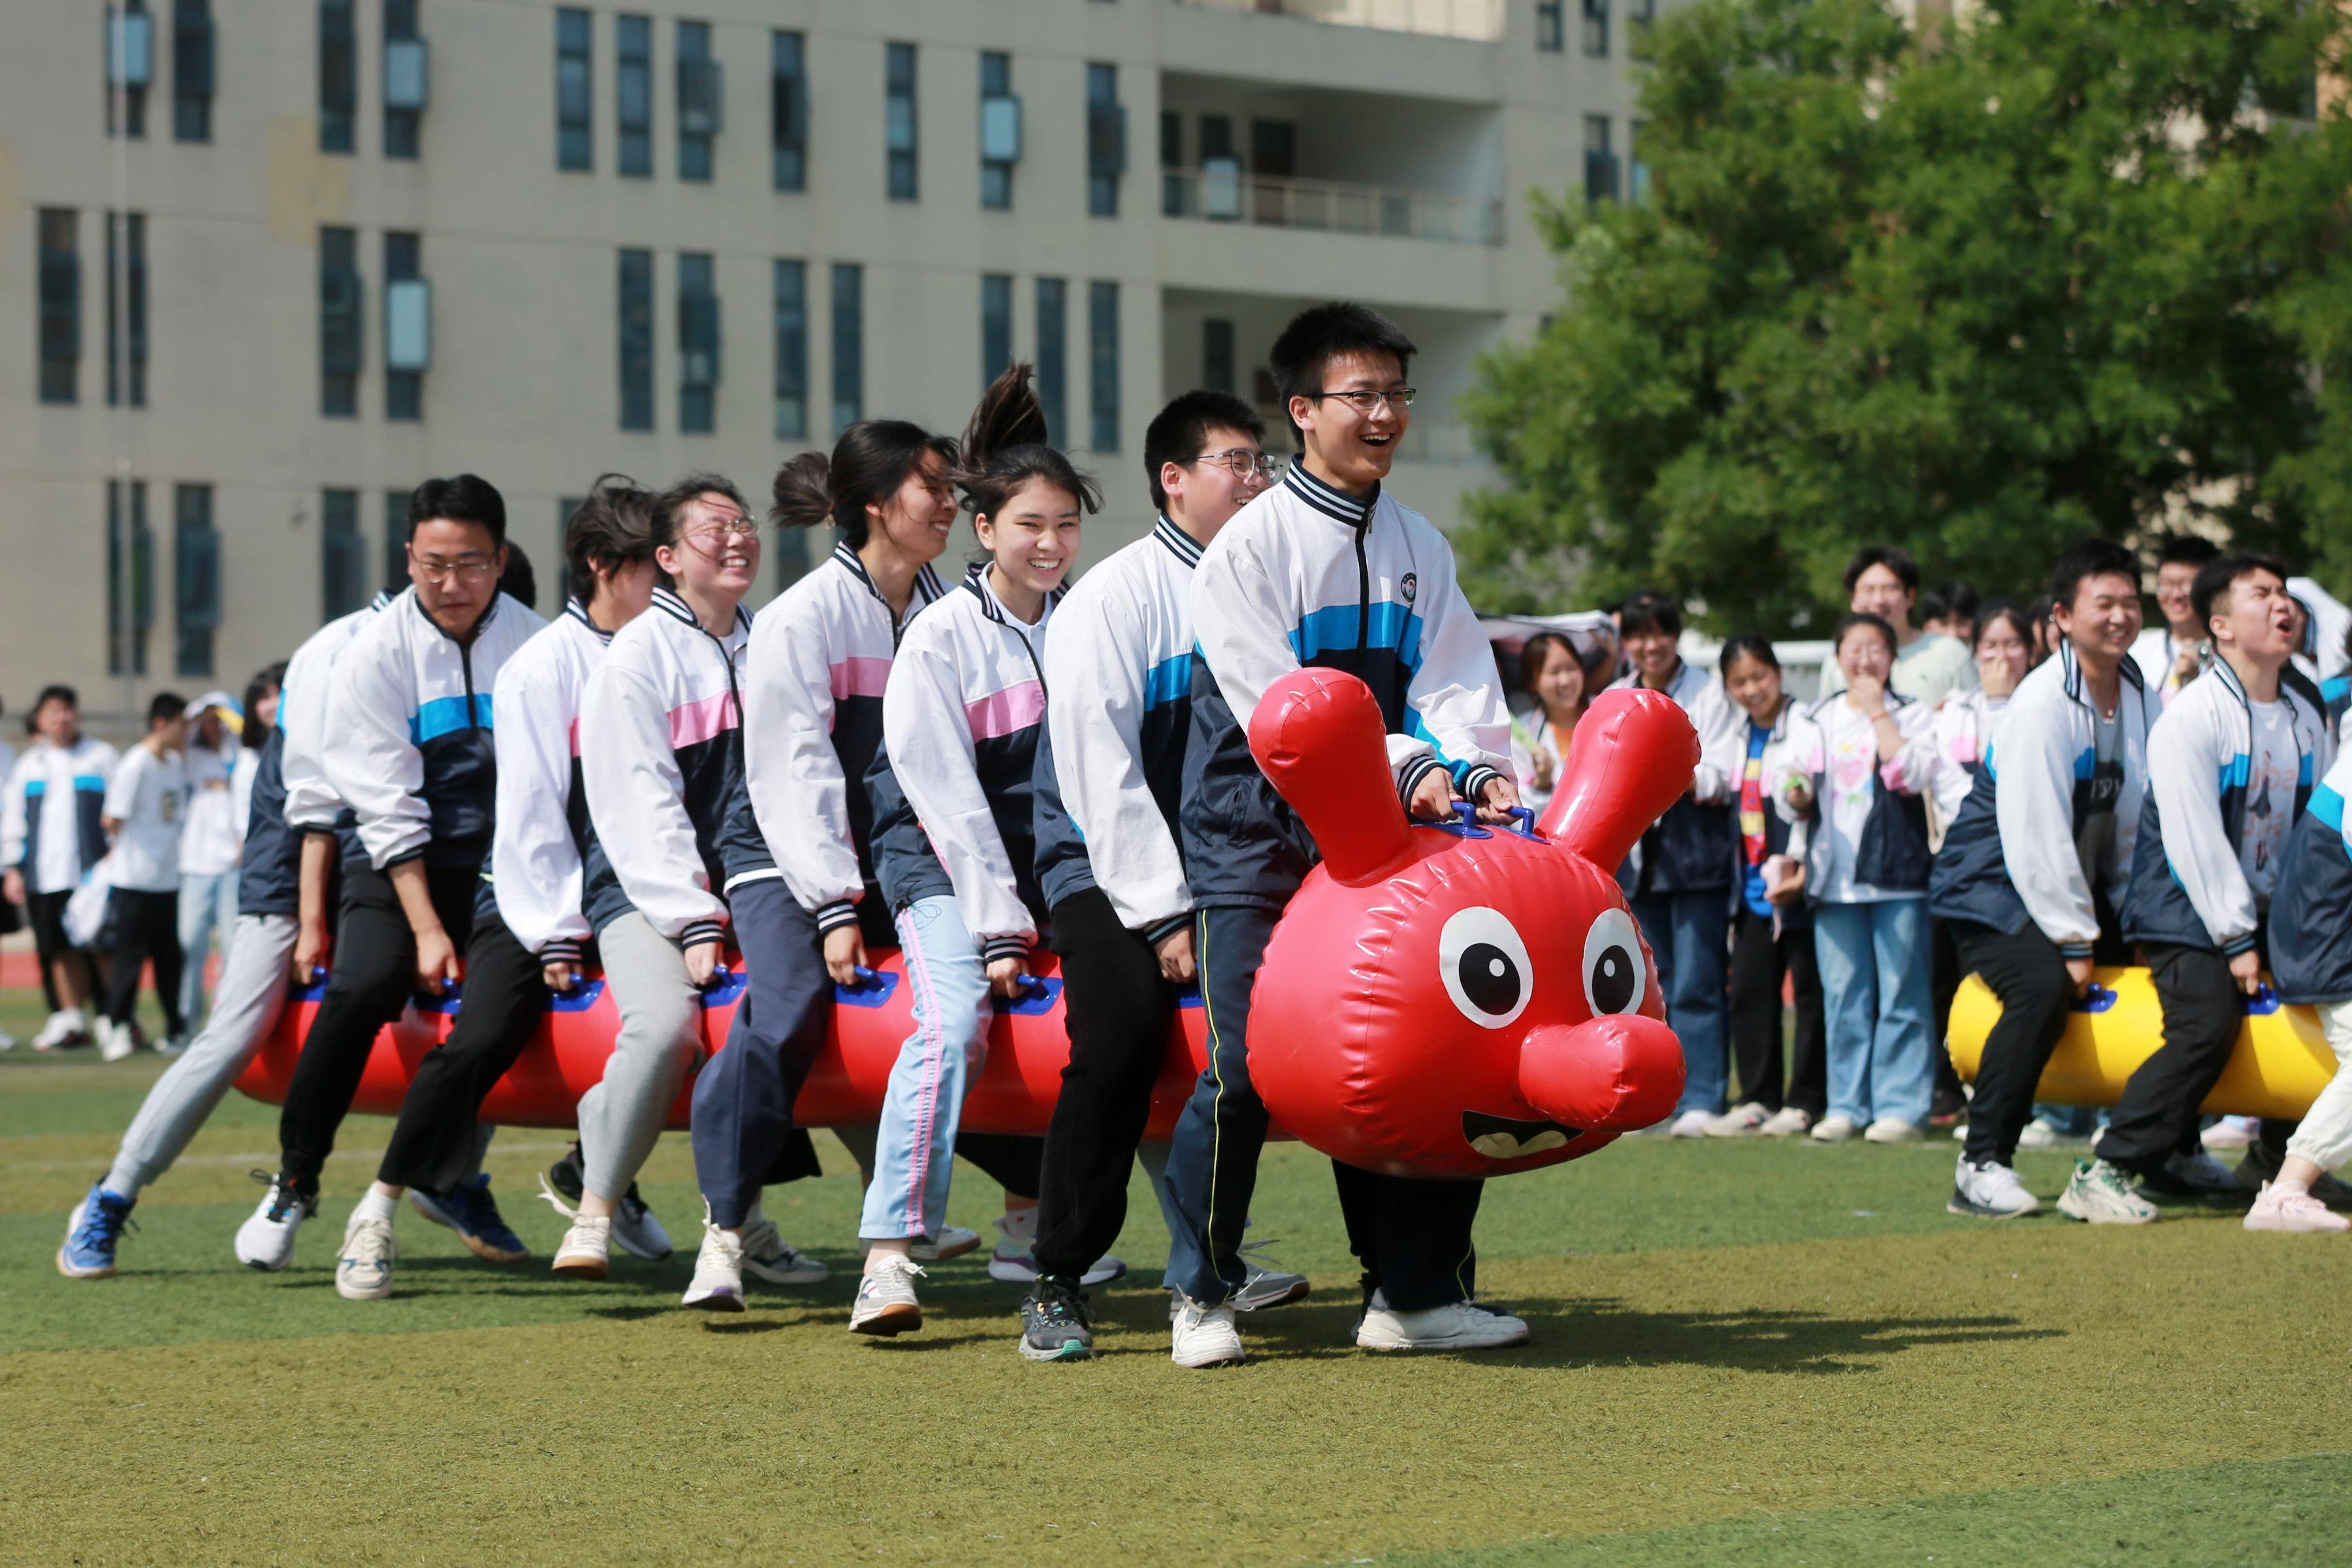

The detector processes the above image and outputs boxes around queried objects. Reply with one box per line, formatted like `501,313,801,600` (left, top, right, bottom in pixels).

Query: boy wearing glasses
236,476,547,1272
1166,304,1524,1366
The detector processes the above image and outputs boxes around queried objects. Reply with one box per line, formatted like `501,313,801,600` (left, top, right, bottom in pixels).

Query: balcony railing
1164,166,1503,246
1173,0,1506,43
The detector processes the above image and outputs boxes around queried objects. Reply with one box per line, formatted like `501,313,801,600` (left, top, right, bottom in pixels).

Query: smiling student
3,686,118,1051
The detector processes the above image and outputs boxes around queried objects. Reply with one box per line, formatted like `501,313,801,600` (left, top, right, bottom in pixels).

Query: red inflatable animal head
1242,670,1696,1178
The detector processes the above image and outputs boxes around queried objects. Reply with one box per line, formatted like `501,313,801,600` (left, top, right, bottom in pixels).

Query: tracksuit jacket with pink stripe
866,564,1060,964
578,586,751,949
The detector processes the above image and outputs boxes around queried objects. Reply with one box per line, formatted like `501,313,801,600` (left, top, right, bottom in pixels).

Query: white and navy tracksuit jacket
724,542,948,935
483,602,614,967
867,564,1060,962
2123,657,2330,955
1928,641,2154,958
322,589,544,872
578,586,751,947
2273,746,2352,1004
3,737,118,894
1032,515,1203,943
280,591,393,855
1182,465,1511,909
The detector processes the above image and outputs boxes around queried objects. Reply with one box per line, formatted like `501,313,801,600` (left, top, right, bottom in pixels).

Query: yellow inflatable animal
1946,966,2336,1120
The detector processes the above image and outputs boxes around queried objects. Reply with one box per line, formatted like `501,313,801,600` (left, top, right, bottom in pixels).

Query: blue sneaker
58,1185,136,1279
409,1173,529,1263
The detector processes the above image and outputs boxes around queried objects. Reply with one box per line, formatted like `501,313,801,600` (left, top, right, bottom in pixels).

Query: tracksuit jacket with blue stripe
1032,515,1205,941
3,737,117,892
2272,746,2352,1004
1182,465,1511,911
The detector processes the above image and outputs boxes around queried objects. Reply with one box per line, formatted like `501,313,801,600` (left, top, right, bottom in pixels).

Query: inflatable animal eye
1439,907,1533,1030
1582,908,1646,1018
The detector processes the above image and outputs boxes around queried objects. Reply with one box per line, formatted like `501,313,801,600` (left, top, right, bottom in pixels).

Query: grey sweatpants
578,911,704,1201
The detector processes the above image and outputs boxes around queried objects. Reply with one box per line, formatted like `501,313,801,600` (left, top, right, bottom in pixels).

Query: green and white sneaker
2057,1158,2159,1225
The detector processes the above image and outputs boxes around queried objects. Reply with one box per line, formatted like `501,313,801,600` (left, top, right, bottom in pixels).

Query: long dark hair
242,662,288,748
1518,632,1600,717
771,421,959,549
958,364,1103,525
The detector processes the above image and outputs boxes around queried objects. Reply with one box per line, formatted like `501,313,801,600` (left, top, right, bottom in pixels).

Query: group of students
1507,532,2352,1232
50,301,1546,1366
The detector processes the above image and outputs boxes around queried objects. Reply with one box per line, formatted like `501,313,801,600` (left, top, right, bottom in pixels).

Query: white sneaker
1356,1294,1531,1351
1809,1114,1859,1143
1950,1156,2042,1218
335,1213,397,1301
2202,1115,2261,1151
849,1253,926,1336
1170,1293,1245,1367
2243,1182,2352,1233
856,1224,982,1263
1232,1239,1310,1311
1667,1109,1716,1139
2057,1158,2159,1225
2016,1119,2059,1149
741,1215,828,1286
233,1171,316,1271
93,1019,128,1062
1705,1102,1770,1137
682,1220,747,1312
32,1008,88,1051
985,1211,1127,1286
0,1026,17,1051
551,1215,613,1280
1759,1105,1814,1137
1863,1117,1923,1145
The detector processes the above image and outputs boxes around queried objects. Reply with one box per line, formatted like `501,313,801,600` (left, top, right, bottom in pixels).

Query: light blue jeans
1630,890,1731,1116
1811,897,1934,1128
859,896,993,1243
176,869,239,1030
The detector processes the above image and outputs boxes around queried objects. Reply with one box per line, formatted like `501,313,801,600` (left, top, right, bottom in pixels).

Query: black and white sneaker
540,1146,673,1260
1019,1278,1095,1362
233,1170,318,1271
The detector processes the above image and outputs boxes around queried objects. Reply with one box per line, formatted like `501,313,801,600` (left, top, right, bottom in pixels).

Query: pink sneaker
2244,1183,2351,1234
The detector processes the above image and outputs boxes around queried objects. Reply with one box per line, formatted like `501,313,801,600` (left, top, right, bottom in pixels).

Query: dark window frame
773,257,808,440
676,19,717,182
1085,62,1124,218
384,231,421,421
319,225,361,417
38,208,80,406
105,211,148,410
678,250,719,434
1035,276,1066,446
771,29,807,192
109,479,155,676
617,14,652,178
321,486,367,620
174,482,220,677
172,0,214,142
383,0,422,159
319,0,356,154
1088,278,1118,453
831,261,862,434
885,42,917,202
107,1,154,139
618,246,654,431
557,7,593,171
981,272,1012,387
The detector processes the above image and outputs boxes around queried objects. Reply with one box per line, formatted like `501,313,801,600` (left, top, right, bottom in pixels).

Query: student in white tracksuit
568,476,762,1279
3,687,120,1046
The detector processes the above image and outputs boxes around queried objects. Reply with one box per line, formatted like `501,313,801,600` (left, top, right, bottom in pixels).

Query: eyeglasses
685,516,762,543
1307,388,1416,414
1183,449,1281,481
413,556,496,583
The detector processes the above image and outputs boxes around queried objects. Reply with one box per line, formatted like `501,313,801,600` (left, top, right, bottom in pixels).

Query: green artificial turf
5,1004,2347,1566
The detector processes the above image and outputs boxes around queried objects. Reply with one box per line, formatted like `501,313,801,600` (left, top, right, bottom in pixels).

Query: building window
321,487,366,619
106,1,154,139
1035,276,1066,446
1584,116,1618,208
108,480,155,676
831,261,862,434
678,252,719,434
556,8,592,171
319,0,356,154
384,491,412,592
1629,120,1650,203
172,0,214,142
1160,109,1183,216
979,274,1013,387
618,248,653,431
174,483,219,678
1582,0,1609,58
773,258,807,439
1086,63,1124,218
106,212,148,410
617,14,651,178
1088,280,1118,452
384,232,425,421
383,0,425,159
1203,318,1235,396
38,209,80,407
1535,0,1563,50
979,52,1018,210
1631,0,1654,38
885,42,917,202
771,30,807,192
676,20,719,182
320,225,361,417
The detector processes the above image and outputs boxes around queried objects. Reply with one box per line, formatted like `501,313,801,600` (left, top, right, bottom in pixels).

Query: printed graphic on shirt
2242,700,2298,903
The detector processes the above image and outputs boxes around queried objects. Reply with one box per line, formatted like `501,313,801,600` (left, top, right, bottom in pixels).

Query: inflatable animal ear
1537,689,1701,865
1248,668,1414,885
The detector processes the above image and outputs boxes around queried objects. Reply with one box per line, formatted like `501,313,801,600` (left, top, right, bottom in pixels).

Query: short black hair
498,540,538,610
1842,544,1921,596
1921,580,1978,625
2155,534,2223,570
147,691,186,728
1718,634,1780,675
564,475,657,604
1144,391,1266,510
1267,303,1416,451
32,683,77,715
1833,612,1899,661
2048,538,2140,613
1617,590,1683,641
2191,549,2288,632
408,473,508,544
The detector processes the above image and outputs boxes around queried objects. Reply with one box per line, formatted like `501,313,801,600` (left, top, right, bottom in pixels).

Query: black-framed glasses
1183,449,1281,480
1307,387,1416,414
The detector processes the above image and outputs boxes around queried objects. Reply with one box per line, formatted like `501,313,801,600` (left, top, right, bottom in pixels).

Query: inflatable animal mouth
1462,1110,1580,1160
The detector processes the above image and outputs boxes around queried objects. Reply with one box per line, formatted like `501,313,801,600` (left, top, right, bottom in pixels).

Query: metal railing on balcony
1164,165,1503,246
1173,0,1506,43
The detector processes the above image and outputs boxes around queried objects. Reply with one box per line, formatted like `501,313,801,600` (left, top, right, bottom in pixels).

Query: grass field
5,989,2349,1566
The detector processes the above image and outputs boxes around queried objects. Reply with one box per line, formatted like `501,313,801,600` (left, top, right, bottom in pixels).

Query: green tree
1460,0,2352,630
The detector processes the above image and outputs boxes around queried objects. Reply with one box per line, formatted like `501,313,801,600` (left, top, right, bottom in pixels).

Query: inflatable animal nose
1516,1015,1686,1132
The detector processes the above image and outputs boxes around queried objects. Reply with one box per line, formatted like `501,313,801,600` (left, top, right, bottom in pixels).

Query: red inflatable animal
233,672,1695,1178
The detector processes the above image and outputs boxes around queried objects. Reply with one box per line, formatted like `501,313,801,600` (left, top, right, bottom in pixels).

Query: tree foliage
1459,0,2352,630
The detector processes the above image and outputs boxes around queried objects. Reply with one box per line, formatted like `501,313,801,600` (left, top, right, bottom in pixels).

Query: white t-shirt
103,744,189,893
2240,699,2298,909
180,740,243,876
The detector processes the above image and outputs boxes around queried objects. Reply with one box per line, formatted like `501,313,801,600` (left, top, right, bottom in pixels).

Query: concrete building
1,0,1652,716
